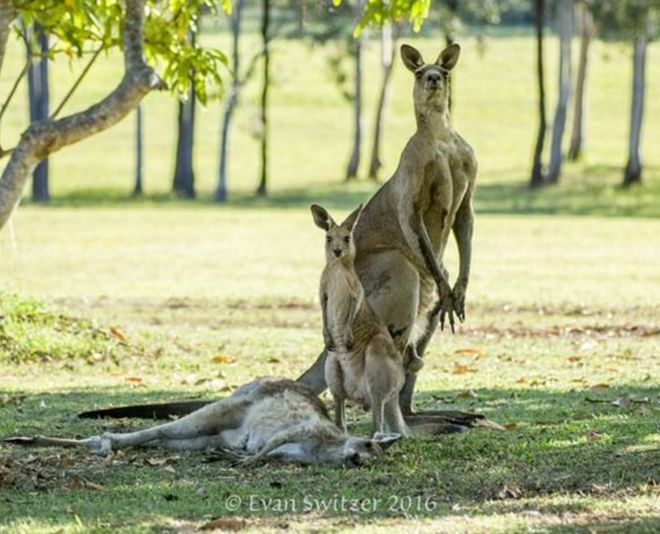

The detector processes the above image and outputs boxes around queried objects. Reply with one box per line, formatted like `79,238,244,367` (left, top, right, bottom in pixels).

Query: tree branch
0,0,166,229
50,46,103,119
0,61,29,124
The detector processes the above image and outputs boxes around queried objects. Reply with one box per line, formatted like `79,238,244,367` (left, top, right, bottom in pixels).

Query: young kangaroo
3,378,400,467
299,44,479,425
311,204,422,438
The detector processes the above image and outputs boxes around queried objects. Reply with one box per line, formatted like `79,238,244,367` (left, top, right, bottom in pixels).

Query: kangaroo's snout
427,73,441,85
333,248,342,258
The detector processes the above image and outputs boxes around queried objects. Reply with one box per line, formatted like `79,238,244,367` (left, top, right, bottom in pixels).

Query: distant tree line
1,0,657,227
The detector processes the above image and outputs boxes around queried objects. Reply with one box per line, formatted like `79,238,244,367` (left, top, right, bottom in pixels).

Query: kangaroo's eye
326,236,332,244
344,236,350,243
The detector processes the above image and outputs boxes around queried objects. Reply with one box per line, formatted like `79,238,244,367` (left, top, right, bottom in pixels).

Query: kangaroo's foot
403,411,484,426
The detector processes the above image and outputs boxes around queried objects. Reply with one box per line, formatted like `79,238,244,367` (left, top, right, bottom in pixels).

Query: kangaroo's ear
341,204,363,233
310,204,335,231
401,44,424,73
372,432,402,451
436,43,460,71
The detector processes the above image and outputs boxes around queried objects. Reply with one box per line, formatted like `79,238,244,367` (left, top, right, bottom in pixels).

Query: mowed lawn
0,24,659,534
0,206,658,533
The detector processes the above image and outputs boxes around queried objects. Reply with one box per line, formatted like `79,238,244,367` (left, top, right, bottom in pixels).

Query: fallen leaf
635,405,652,416
497,484,523,499
210,354,233,364
457,389,478,399
590,383,610,393
515,378,527,384
145,458,167,466
503,422,517,430
586,431,604,442
163,465,176,474
567,356,581,363
606,367,619,373
125,377,143,384
529,380,546,387
109,326,128,344
452,363,477,375
268,357,281,363
200,518,248,531
454,347,484,356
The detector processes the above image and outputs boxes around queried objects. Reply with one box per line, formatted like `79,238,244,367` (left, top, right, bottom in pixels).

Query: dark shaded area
0,384,657,527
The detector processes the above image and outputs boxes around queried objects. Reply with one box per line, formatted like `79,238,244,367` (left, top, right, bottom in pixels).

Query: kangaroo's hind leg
102,396,253,452
365,334,406,436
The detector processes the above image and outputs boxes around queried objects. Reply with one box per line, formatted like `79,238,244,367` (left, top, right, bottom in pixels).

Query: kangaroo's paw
87,435,113,456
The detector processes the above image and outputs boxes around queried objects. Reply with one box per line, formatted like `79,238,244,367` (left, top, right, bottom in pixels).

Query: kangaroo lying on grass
3,378,401,467
299,43,479,424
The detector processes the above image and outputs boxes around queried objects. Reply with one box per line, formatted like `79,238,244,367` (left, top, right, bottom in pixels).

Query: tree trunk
345,0,365,180
255,0,270,197
216,0,245,203
0,0,165,231
545,0,572,184
368,23,397,181
172,32,197,199
133,104,143,195
26,24,50,203
445,0,458,112
530,0,547,188
567,1,593,161
623,29,648,187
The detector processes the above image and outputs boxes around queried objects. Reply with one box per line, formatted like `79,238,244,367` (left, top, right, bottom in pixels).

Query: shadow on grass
1,384,657,528
29,168,660,218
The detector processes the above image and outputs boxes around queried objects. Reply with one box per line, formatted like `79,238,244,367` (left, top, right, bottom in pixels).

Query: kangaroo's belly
233,392,323,454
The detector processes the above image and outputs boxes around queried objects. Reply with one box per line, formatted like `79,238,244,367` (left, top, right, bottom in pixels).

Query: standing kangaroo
311,204,421,437
3,378,401,467
299,43,479,426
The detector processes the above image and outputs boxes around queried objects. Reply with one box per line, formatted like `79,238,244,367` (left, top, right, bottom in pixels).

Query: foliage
0,291,127,363
13,0,231,103
592,0,660,39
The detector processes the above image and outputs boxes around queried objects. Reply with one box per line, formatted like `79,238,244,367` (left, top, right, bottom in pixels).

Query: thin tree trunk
216,0,245,203
172,33,196,199
545,0,573,184
133,104,143,195
368,23,397,180
26,24,50,203
567,1,593,161
530,0,547,188
445,0,458,112
345,0,365,180
0,0,165,231
256,0,270,197
623,29,648,187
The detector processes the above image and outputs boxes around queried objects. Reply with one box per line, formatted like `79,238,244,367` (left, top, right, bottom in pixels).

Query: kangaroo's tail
295,349,328,395
77,399,212,419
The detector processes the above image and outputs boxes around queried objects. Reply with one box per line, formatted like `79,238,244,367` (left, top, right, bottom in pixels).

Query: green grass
1,205,659,532
0,26,659,533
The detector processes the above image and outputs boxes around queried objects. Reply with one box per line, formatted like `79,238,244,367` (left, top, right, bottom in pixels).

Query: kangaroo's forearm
453,205,474,287
345,296,358,330
413,216,451,290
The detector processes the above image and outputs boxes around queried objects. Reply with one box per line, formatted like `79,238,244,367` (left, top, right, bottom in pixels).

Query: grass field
0,24,659,534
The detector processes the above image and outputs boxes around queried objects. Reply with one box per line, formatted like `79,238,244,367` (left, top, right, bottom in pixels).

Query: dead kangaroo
299,43,479,425
311,204,422,437
3,378,400,467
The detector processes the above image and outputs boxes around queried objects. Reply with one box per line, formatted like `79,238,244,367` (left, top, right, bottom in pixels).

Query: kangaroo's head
313,433,401,467
310,204,363,262
401,43,460,115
